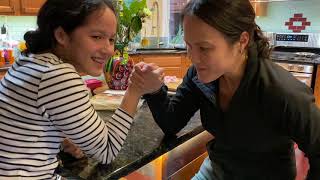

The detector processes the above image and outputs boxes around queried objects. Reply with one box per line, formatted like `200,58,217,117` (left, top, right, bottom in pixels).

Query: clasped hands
128,62,165,96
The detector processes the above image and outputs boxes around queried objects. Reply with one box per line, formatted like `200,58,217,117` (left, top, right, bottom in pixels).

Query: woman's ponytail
253,24,271,59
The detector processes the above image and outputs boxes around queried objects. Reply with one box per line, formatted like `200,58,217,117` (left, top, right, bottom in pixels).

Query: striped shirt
0,53,133,179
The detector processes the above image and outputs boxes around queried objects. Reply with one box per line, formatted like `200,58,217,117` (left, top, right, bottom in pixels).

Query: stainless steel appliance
270,51,316,87
274,33,320,48
262,31,276,46
271,33,320,89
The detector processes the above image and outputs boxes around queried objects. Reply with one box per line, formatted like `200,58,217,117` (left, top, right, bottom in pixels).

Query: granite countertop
0,64,12,71
128,48,187,55
272,59,318,65
128,48,320,64
57,102,202,180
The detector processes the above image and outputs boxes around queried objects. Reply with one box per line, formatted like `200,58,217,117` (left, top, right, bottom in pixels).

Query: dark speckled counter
128,49,187,55
57,102,202,180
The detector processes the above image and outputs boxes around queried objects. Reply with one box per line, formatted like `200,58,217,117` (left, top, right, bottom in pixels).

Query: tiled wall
0,1,133,41
4,0,320,40
0,16,37,41
256,0,320,33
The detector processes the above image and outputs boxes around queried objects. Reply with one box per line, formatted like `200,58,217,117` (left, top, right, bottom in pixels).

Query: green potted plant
115,0,151,54
105,0,151,90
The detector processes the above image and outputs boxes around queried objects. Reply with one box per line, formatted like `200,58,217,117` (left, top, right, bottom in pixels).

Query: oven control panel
276,34,308,42
275,33,320,48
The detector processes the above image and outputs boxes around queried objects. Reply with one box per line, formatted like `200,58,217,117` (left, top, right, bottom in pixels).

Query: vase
105,50,134,90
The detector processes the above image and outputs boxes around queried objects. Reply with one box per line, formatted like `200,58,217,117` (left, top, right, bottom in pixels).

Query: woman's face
59,7,117,76
183,15,242,83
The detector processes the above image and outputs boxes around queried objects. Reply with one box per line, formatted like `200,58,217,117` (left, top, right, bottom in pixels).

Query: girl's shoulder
17,53,81,84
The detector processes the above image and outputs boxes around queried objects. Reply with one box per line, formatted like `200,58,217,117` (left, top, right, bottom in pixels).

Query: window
168,0,188,46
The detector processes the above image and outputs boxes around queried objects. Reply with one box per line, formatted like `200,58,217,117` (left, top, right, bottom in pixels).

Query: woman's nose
191,50,201,64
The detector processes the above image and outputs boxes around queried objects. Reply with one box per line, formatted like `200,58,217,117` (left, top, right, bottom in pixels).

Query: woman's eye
200,47,208,51
92,36,103,40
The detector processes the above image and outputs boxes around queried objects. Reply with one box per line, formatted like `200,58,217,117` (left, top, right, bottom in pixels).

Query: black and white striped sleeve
37,66,133,164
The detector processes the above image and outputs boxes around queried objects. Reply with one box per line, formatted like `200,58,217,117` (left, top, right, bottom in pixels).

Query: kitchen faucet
151,1,161,48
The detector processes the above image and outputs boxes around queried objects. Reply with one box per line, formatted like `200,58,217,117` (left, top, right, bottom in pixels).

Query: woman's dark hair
24,0,116,54
182,0,271,59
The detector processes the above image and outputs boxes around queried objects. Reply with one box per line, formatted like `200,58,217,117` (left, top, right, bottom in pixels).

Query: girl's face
183,15,243,83
58,7,117,76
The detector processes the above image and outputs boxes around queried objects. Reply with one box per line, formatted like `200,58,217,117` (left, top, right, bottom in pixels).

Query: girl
0,0,145,179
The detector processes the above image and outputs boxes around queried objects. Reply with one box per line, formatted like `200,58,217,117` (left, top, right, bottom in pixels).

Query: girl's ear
54,27,69,47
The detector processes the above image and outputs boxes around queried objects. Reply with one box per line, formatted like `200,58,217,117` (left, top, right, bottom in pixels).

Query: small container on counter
4,48,14,65
85,79,103,96
0,40,20,66
0,50,5,67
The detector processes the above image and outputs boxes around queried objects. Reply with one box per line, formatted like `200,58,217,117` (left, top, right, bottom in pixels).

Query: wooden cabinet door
143,55,182,67
0,0,16,15
20,0,45,15
315,65,320,108
162,67,182,77
129,53,190,78
143,54,183,78
130,54,142,65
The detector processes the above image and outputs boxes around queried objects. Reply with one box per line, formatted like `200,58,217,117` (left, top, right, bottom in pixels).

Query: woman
0,0,146,179
130,0,320,179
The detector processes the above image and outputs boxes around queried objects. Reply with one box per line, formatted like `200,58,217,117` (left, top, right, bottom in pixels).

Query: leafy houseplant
105,0,151,90
115,0,151,54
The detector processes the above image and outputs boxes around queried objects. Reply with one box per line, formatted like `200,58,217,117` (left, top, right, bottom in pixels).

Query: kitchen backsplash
0,0,132,41
1,0,320,42
0,16,37,41
256,0,320,33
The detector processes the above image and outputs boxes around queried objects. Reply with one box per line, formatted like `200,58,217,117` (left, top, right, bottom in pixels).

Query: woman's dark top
144,45,320,180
